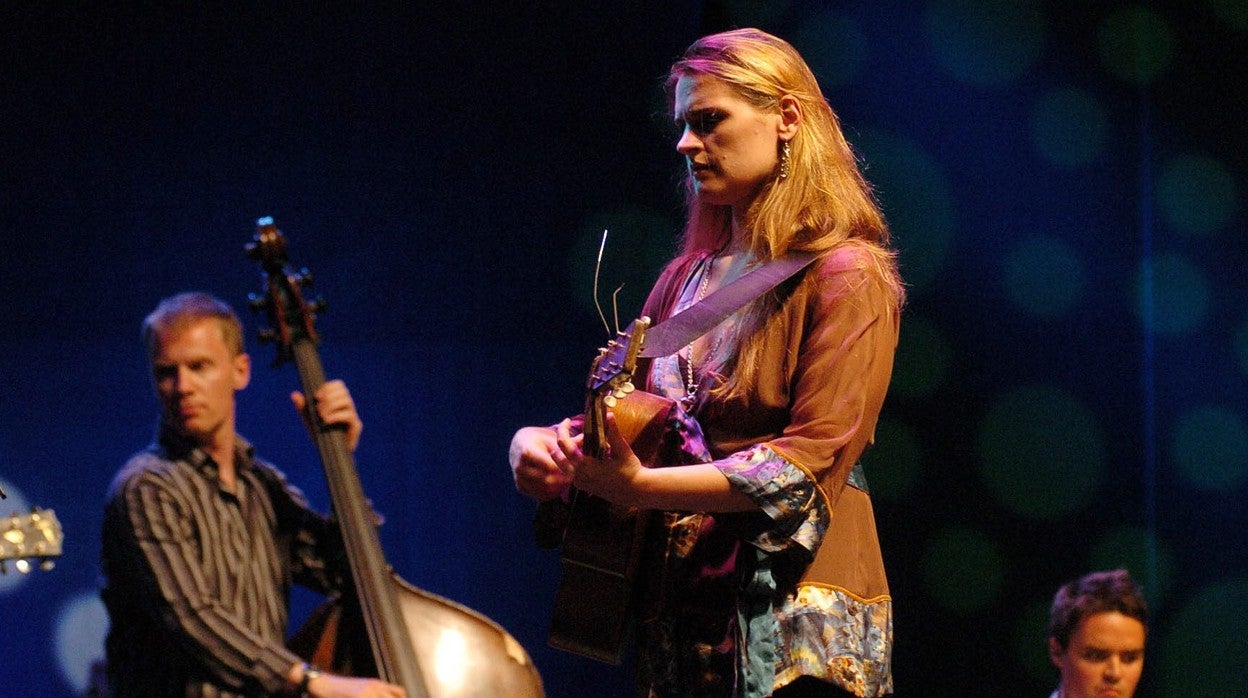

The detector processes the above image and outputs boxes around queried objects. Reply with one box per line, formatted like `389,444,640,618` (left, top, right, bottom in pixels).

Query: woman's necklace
682,255,723,410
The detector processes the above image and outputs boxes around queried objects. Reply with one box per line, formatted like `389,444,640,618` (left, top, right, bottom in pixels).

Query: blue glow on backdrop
1,2,1244,695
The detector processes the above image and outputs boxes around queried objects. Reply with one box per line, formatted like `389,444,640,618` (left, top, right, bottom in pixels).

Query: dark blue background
2,2,1244,696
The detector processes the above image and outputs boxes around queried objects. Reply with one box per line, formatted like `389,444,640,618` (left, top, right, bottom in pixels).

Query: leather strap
639,251,817,358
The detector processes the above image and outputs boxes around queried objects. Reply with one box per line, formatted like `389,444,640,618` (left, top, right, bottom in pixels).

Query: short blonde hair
142,292,245,359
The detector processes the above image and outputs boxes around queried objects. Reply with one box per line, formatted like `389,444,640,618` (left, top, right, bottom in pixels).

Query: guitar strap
639,251,818,358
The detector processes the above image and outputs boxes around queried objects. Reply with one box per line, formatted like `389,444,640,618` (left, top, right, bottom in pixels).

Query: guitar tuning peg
620,382,635,394
39,559,55,572
603,395,618,408
311,297,328,314
14,559,29,574
296,268,315,287
0,561,6,575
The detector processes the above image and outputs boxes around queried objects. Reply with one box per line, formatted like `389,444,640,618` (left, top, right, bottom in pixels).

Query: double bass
246,218,544,698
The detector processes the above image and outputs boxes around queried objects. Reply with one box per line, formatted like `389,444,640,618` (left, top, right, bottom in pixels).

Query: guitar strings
592,229,625,338
593,229,610,337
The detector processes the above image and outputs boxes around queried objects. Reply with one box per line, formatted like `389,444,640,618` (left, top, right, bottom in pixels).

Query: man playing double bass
100,292,404,697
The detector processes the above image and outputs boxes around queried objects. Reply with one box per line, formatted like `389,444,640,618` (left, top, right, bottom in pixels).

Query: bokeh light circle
925,0,1046,86
859,416,921,501
1170,404,1248,491
921,526,1005,613
1097,7,1174,84
1237,320,1248,378
792,10,868,88
1002,235,1086,318
854,129,955,292
1013,599,1055,686
1134,252,1211,336
1029,87,1109,169
1088,527,1175,607
1158,579,1248,695
55,592,109,692
1208,0,1248,31
1156,153,1239,237
569,208,678,320
977,385,1107,519
888,313,953,400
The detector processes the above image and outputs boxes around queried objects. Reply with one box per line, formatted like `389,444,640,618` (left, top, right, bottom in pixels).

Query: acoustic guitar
536,318,675,664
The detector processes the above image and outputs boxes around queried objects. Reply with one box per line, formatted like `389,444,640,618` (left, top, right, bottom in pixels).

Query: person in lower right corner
1047,568,1148,698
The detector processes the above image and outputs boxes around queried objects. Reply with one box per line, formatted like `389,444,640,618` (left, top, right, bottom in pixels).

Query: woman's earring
778,141,791,180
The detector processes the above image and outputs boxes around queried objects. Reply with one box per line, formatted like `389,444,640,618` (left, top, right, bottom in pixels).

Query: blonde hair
666,28,904,397
142,292,245,360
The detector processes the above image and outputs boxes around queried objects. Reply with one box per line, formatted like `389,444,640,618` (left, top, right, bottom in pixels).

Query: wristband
298,662,322,696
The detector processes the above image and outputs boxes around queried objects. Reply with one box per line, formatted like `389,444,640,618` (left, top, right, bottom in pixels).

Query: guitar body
543,377,676,664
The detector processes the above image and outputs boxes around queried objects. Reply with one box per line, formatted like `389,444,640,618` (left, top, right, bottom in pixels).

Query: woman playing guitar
509,28,905,698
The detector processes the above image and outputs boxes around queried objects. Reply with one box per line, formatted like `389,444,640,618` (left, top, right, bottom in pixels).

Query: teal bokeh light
859,416,922,501
1159,579,1248,695
1157,153,1239,237
1171,404,1248,491
889,313,953,400
1013,600,1055,686
1029,87,1109,169
1237,321,1248,378
569,208,678,322
1089,527,1174,606
1208,0,1248,31
1135,253,1211,336
855,129,955,292
792,10,867,88
921,526,1005,613
977,385,1107,519
1097,7,1174,84
925,0,1046,86
1002,235,1085,318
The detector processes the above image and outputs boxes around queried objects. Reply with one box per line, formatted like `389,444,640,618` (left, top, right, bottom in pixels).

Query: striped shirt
101,423,346,697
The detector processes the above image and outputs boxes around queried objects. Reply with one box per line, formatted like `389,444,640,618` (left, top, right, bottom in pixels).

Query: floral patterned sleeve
716,445,828,556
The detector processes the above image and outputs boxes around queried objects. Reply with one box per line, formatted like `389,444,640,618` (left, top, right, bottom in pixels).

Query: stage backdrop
1,2,1244,696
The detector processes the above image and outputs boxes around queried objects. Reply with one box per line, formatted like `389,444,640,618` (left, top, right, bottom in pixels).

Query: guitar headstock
245,217,325,364
583,317,651,458
0,508,63,574
588,316,652,402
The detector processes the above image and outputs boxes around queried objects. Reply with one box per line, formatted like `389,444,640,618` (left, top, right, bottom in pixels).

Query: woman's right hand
508,426,573,501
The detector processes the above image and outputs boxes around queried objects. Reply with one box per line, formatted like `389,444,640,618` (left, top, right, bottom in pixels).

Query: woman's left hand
553,411,643,505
